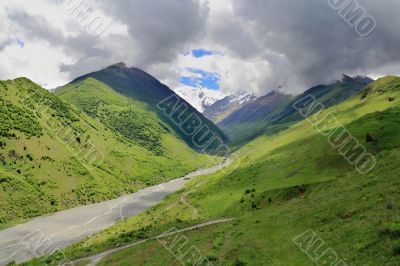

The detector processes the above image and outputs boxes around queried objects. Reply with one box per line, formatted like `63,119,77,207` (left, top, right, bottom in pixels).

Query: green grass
22,76,400,265
0,97,42,138
55,78,168,154
0,78,219,229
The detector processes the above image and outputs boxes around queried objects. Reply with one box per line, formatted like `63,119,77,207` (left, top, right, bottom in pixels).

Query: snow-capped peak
173,87,225,112
223,92,257,105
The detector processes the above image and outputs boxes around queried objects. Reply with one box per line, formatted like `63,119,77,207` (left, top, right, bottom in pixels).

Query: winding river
0,159,230,265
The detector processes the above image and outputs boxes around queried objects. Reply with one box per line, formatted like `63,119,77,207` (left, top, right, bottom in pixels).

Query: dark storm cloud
0,40,13,52
6,10,64,45
96,0,209,68
230,0,400,91
13,0,209,80
208,10,260,59
3,0,400,93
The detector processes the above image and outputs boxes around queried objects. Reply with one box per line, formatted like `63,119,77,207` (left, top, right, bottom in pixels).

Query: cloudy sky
1,0,400,96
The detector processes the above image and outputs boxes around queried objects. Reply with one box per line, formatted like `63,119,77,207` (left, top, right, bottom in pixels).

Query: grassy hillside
0,78,217,229
55,78,170,155
220,79,369,147
67,63,227,151
25,76,400,265
271,79,369,124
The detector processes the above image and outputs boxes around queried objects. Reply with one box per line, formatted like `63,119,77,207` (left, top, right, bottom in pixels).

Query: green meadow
0,78,217,230
20,76,400,266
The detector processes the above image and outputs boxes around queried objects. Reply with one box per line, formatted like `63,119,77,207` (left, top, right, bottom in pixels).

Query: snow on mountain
203,92,257,122
173,87,226,112
224,92,257,105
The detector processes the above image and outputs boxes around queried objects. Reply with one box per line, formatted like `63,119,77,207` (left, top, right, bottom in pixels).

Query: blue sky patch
180,68,220,90
17,39,24,48
192,49,214,58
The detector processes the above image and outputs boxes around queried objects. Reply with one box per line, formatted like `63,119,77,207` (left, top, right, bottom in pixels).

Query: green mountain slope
66,63,227,151
219,77,371,147
0,78,216,229
218,91,292,144
270,78,370,124
55,78,169,155
35,76,400,266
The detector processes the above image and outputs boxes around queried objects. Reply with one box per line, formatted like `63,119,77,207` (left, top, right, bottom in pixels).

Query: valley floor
0,161,228,266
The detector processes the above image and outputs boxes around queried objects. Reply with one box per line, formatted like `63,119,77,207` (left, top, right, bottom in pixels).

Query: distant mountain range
217,75,374,145
172,87,257,123
172,74,374,146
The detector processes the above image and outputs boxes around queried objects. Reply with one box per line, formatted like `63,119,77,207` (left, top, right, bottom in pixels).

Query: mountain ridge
63,63,228,151
218,76,373,146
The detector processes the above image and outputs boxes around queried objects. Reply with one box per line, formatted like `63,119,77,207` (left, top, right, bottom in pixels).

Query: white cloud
0,41,72,88
0,0,399,95
170,51,272,96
